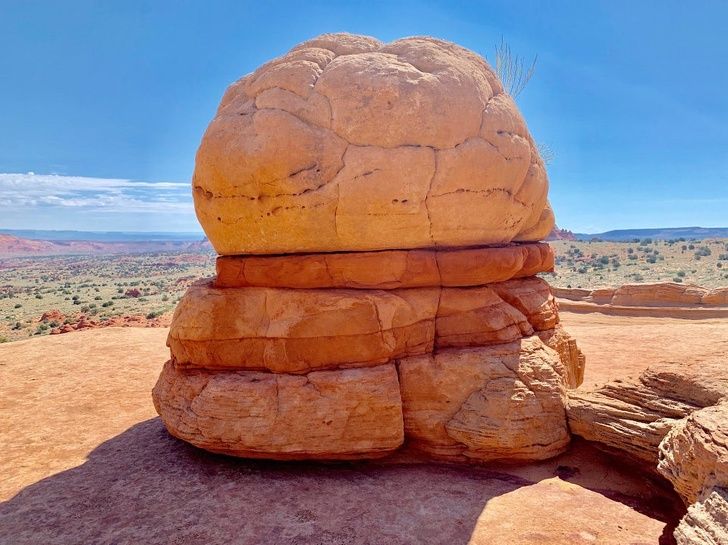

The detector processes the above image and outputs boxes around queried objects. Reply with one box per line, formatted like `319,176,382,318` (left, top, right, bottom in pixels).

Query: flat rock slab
0,328,678,544
215,242,554,289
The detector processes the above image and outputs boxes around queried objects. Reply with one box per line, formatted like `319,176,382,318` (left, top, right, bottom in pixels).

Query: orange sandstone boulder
153,32,582,467
152,360,404,460
193,33,553,255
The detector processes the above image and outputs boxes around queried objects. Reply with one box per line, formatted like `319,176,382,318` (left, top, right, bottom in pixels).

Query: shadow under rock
0,419,682,545
0,418,531,545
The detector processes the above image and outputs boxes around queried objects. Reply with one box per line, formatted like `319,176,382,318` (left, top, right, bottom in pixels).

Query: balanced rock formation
153,33,584,464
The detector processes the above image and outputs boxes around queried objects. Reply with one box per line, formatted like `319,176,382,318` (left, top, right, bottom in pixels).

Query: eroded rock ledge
566,362,728,543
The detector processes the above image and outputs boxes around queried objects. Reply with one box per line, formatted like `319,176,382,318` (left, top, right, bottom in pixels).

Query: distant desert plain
1,232,726,343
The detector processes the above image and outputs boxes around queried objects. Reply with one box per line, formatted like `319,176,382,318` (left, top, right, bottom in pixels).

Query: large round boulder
193,33,554,255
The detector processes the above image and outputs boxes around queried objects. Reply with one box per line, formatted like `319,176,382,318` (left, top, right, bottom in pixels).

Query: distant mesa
546,226,576,241
573,226,728,241
0,232,212,256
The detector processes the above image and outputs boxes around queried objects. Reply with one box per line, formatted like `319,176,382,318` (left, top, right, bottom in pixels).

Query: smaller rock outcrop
567,362,728,545
567,362,727,463
554,283,728,319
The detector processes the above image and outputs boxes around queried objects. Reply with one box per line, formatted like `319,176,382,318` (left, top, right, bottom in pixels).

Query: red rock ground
3,311,723,544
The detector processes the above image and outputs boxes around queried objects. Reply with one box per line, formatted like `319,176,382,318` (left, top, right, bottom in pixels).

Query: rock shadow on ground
0,418,681,545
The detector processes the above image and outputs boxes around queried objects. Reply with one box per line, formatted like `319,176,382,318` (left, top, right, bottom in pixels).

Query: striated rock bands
193,33,554,255
567,362,727,464
167,277,562,373
215,242,554,289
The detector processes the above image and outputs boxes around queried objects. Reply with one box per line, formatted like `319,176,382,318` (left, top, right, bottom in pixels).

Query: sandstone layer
153,360,404,460
167,277,565,373
215,242,554,289
193,33,554,255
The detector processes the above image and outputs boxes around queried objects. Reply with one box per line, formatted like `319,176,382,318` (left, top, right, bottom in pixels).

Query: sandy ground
561,311,728,389
2,312,720,544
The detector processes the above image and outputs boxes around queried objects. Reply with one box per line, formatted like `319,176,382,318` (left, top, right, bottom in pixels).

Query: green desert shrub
695,246,712,257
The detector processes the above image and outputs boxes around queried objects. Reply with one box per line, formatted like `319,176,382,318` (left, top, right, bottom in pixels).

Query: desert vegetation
2,238,727,343
546,238,728,289
0,251,215,342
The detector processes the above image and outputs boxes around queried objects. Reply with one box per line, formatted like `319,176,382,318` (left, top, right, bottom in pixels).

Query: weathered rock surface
168,277,566,373
193,33,553,255
491,276,559,331
167,281,438,372
434,286,534,348
538,325,586,388
398,337,569,462
661,404,728,544
567,362,728,464
152,360,404,460
658,401,728,505
673,487,728,545
214,242,554,289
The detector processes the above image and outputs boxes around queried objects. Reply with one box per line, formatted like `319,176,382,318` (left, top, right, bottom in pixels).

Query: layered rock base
153,242,585,463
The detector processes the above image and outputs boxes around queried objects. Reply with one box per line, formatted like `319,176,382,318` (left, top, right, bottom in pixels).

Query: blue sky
1,0,726,233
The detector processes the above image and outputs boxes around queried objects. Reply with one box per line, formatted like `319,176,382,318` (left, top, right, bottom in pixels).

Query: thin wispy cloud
0,173,200,231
